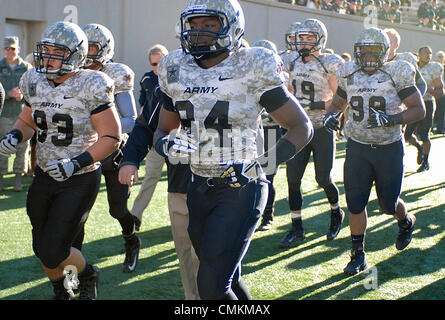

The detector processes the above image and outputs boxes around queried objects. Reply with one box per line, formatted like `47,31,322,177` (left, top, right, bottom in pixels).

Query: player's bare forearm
326,94,348,115
14,107,37,142
402,92,426,124
89,107,121,161
269,95,314,155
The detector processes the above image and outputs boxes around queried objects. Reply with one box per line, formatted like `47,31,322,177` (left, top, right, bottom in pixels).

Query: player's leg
416,100,434,172
312,127,344,240
374,140,415,250
28,167,101,299
188,176,267,299
404,122,423,165
102,168,140,273
280,144,311,247
343,140,374,275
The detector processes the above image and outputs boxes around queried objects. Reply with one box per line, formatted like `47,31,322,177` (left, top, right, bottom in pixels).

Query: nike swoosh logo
377,80,386,83
127,253,139,271
219,76,233,81
63,96,74,99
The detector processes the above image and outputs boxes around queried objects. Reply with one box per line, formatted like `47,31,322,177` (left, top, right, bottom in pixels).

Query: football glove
0,129,22,157
43,158,81,182
366,108,403,129
323,111,341,133
219,159,269,188
156,131,197,158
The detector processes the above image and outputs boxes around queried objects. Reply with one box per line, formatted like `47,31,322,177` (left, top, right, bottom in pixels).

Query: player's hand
367,107,389,128
0,131,20,157
323,111,341,133
43,159,80,182
118,164,139,187
156,131,197,158
219,159,268,188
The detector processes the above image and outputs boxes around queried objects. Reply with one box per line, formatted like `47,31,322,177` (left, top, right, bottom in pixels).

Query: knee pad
347,195,368,215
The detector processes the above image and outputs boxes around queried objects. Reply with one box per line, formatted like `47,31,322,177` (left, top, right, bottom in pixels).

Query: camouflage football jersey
419,61,444,101
283,51,343,128
338,60,416,145
391,52,418,69
158,47,286,177
19,68,115,174
100,62,134,95
100,61,135,137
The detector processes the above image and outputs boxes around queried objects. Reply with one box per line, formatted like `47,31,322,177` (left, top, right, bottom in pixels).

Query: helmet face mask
34,21,88,80
180,0,245,59
354,28,389,72
295,19,327,57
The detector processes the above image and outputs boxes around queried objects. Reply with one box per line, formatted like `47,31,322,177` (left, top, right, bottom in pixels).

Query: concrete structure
1,0,444,105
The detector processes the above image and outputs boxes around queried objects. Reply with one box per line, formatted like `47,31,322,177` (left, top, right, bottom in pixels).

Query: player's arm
324,74,339,111
88,105,122,162
0,104,36,157
428,76,445,98
323,89,348,132
257,86,314,168
115,91,137,133
399,89,426,124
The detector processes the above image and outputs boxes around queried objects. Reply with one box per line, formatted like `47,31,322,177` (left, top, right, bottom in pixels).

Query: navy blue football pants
187,174,268,300
344,139,404,214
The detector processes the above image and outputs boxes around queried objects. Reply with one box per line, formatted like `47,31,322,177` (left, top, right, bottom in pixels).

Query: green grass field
0,135,444,300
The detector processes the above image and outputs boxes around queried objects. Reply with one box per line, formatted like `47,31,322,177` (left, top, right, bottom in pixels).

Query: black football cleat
123,236,141,273
257,215,273,231
396,214,416,250
77,265,100,300
417,161,429,172
344,250,368,276
327,208,345,240
52,288,75,300
278,227,305,248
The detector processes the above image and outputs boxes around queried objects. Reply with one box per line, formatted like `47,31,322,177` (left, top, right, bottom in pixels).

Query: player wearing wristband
323,27,425,275
0,21,121,300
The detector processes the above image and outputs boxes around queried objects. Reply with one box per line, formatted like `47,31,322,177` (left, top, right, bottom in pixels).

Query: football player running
280,18,345,248
323,27,425,275
0,21,121,299
384,28,428,169
150,0,313,299
414,46,444,172
75,23,140,274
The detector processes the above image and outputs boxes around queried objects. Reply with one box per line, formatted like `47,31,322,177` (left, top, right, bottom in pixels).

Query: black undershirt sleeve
259,85,292,113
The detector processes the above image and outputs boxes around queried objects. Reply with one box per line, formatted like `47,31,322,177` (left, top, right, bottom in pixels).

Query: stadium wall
0,0,444,105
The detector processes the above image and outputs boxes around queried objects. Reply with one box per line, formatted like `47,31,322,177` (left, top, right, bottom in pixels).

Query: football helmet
34,21,88,80
252,40,278,54
82,23,115,67
285,21,301,51
296,19,327,57
179,0,245,58
354,27,390,71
